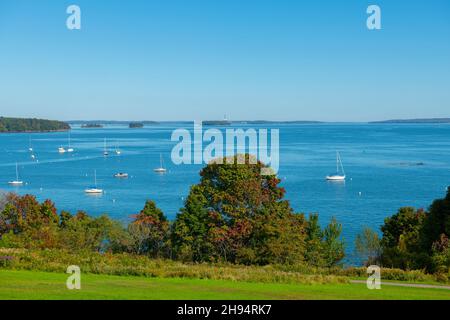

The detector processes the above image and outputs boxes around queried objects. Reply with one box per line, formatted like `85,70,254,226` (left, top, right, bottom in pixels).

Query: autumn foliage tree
0,194,59,248
129,200,170,257
0,194,126,252
172,154,308,265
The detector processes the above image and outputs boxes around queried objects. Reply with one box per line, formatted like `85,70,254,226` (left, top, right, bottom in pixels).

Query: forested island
129,122,144,128
0,117,70,133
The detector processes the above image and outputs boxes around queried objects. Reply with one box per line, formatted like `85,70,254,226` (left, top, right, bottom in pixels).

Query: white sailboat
28,135,33,152
153,153,167,173
67,131,74,153
28,136,36,160
58,146,66,153
326,151,346,181
103,138,109,156
115,143,121,155
85,170,103,194
8,162,23,186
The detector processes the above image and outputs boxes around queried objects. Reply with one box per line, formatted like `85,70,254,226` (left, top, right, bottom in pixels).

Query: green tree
58,211,126,252
430,234,450,273
355,227,381,266
322,217,345,267
420,189,450,251
380,207,426,269
304,214,345,267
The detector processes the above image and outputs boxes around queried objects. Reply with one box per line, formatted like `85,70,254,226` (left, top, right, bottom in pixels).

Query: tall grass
0,249,347,285
0,248,448,284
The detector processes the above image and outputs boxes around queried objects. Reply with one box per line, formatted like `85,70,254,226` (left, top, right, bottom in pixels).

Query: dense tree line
356,190,450,274
129,122,144,128
0,117,70,132
0,155,345,268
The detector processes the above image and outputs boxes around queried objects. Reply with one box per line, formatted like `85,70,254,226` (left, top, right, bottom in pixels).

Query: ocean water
1,123,450,265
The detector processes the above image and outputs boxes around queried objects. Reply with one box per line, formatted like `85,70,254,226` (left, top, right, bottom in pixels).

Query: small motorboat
84,188,103,194
114,173,129,178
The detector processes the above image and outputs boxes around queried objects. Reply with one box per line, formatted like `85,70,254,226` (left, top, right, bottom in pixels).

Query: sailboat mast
94,170,97,188
337,152,345,176
16,162,19,181
336,151,339,173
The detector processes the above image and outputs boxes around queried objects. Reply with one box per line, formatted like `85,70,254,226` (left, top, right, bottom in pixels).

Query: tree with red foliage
129,200,170,257
172,154,307,264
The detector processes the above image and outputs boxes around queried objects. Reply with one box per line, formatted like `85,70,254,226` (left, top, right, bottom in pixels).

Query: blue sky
0,0,449,121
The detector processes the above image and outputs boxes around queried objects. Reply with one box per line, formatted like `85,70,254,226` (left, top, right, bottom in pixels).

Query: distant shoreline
0,116,71,133
2,118,450,130
0,129,70,134
67,119,450,125
370,118,450,124
67,117,450,124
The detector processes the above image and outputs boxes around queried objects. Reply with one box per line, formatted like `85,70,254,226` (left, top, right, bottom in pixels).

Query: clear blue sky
0,0,449,121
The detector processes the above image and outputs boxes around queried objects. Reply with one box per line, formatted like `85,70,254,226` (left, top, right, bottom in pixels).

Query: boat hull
8,181,23,186
326,175,346,181
84,189,103,194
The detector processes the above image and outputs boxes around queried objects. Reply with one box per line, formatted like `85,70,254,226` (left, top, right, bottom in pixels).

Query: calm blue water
1,123,450,264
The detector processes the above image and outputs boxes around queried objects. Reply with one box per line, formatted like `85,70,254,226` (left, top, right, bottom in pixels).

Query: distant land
235,120,323,124
70,120,159,126
371,118,450,124
0,117,70,133
81,123,103,128
5,117,448,131
129,122,144,128
68,120,323,126
203,120,232,126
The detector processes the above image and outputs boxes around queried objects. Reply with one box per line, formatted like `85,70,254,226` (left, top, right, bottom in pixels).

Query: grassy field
0,270,449,300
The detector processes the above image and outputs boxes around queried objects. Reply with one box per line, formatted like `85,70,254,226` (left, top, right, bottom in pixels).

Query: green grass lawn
1,270,449,300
